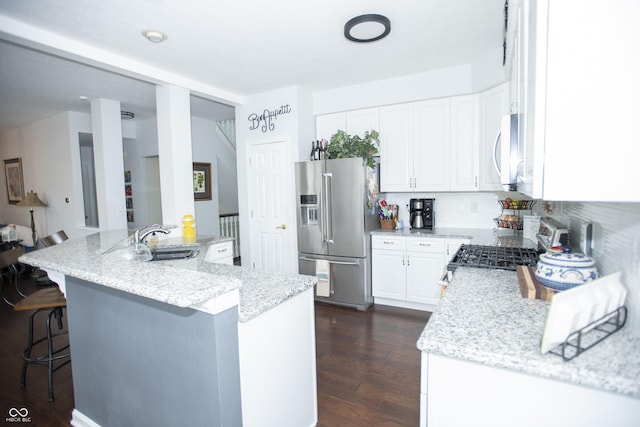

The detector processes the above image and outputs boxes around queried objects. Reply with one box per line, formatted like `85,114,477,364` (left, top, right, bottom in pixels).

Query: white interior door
248,140,294,273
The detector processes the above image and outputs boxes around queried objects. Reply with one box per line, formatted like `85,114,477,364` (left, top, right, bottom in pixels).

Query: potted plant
326,129,380,168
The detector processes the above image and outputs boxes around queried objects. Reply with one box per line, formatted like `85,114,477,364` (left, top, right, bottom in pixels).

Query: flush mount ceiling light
142,29,168,43
121,111,135,120
344,14,391,43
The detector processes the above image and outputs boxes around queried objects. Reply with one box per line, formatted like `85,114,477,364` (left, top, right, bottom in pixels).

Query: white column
90,98,127,231
156,85,195,234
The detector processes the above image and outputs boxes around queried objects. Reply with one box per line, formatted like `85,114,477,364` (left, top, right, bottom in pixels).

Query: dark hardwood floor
1,272,430,426
315,303,429,427
0,272,74,426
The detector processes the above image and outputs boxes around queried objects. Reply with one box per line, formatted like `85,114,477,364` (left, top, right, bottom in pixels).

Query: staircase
216,119,236,152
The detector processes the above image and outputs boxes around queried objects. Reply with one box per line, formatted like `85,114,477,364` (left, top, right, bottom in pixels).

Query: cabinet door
541,1,640,201
315,113,346,142
346,108,379,138
406,251,445,304
518,0,545,199
372,249,405,300
413,99,449,192
445,238,470,263
479,84,509,191
205,241,234,265
450,95,479,191
379,104,413,192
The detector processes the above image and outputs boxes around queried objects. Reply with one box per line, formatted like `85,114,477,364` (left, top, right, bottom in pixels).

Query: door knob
276,224,287,230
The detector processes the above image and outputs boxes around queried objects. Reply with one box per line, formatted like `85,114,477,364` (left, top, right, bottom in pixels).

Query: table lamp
16,191,47,248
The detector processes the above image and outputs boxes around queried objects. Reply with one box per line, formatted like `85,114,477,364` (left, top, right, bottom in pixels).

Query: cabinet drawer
372,235,406,250
407,238,445,253
205,241,234,262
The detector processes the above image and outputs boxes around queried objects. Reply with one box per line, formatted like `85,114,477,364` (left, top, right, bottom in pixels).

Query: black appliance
409,198,434,229
448,244,539,272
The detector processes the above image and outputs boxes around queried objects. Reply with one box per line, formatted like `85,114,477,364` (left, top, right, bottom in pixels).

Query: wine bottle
318,140,324,160
315,140,320,160
310,140,316,161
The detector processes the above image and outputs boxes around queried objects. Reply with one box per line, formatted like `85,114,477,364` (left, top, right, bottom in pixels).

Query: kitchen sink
150,244,200,261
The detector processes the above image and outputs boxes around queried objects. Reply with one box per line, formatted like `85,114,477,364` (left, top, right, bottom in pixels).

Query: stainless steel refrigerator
295,157,380,311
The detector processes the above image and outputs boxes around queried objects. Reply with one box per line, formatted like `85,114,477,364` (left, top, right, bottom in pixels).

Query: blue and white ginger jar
534,251,598,291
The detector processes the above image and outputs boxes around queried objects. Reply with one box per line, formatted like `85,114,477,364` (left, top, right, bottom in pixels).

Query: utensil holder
380,219,395,230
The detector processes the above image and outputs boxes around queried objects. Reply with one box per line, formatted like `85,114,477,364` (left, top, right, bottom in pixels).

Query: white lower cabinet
371,235,406,300
421,353,640,427
204,240,234,265
445,238,470,263
372,235,445,309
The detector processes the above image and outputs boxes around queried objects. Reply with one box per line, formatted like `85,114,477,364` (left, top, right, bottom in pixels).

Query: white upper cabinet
516,0,640,202
380,100,451,192
315,109,379,142
449,95,480,191
315,113,345,142
380,97,480,193
479,83,510,191
345,108,379,138
413,99,450,192
379,103,414,191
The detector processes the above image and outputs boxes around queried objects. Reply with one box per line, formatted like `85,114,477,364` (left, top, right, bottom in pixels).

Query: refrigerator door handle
320,173,327,242
299,256,360,266
322,172,334,244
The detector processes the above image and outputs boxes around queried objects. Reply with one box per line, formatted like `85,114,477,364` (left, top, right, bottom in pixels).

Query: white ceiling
0,0,506,135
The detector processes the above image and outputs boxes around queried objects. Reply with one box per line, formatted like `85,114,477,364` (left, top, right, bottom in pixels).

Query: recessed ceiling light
79,96,89,101
344,14,391,43
142,30,168,43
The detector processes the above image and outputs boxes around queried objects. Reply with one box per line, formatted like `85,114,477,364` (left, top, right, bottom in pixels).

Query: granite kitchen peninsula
19,230,318,427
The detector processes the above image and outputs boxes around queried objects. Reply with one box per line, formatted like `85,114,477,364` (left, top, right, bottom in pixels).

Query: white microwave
493,113,521,192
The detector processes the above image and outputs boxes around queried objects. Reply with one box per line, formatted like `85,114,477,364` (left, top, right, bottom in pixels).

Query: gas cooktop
448,244,540,271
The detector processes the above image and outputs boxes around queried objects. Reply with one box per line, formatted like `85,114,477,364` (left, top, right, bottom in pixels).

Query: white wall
124,117,159,231
471,46,508,92
0,111,95,240
313,64,473,115
384,191,517,230
313,49,506,116
191,116,239,236
1,109,237,240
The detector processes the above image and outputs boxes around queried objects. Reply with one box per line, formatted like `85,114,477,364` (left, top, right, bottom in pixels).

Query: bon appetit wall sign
247,104,292,133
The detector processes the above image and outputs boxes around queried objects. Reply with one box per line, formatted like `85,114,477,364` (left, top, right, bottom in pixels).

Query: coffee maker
409,198,434,229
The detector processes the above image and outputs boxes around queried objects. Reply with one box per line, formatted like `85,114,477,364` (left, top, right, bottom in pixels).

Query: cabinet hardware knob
276,224,287,230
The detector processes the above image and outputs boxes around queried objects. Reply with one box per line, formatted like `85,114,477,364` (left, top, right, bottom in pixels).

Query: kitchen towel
315,260,331,297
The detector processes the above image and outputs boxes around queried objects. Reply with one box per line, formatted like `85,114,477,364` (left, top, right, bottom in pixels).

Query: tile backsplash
383,192,510,229
539,201,640,331
384,192,640,330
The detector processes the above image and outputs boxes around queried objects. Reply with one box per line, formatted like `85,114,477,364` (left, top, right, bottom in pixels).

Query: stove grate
448,244,539,271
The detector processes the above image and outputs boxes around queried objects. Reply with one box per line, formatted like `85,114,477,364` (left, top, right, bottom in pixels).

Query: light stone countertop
19,230,316,323
370,227,538,248
417,267,640,399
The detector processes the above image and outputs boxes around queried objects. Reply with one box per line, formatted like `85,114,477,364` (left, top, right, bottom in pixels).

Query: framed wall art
4,158,24,204
193,162,212,201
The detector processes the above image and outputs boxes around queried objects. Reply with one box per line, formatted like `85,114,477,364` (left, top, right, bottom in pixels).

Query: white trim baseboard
70,409,101,427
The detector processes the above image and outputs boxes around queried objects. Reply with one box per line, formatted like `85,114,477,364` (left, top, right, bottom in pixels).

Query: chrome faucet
134,224,172,244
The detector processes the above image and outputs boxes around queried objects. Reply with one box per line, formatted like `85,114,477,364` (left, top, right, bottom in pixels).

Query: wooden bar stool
0,246,26,306
14,286,70,401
